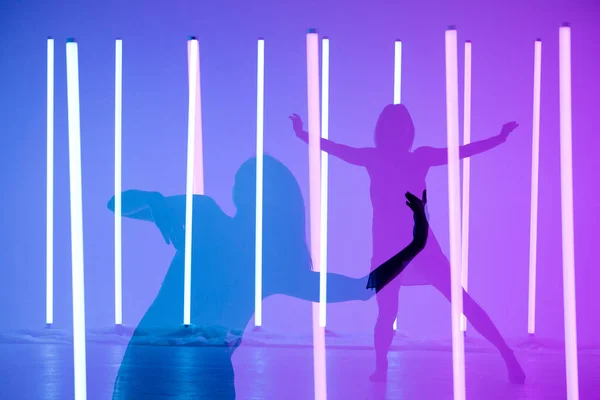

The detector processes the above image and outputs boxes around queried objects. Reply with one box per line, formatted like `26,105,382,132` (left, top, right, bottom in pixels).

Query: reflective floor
1,342,598,399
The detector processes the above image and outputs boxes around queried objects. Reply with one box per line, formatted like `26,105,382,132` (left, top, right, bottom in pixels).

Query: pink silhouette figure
290,104,525,384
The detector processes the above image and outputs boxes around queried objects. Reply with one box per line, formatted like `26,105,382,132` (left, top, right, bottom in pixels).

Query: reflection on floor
0,340,598,399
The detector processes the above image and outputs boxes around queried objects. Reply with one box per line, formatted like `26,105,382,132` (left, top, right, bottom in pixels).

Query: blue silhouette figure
108,155,429,399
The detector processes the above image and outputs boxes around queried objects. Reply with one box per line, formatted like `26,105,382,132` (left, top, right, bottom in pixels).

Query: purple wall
0,0,598,345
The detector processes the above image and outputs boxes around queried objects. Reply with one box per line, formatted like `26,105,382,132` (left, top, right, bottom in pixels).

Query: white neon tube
528,39,542,335
184,37,199,326
558,23,580,400
66,38,88,400
393,39,402,330
255,38,265,327
46,37,54,327
187,39,204,195
444,27,466,400
114,38,123,326
307,29,327,400
394,40,402,105
319,37,330,328
460,40,472,332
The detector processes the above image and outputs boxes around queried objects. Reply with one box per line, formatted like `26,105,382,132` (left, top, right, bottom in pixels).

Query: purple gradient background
0,0,598,347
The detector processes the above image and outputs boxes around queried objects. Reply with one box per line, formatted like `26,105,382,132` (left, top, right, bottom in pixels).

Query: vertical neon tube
184,37,199,326
528,39,542,335
319,37,330,328
393,40,402,105
307,29,327,400
65,38,88,400
393,39,402,330
255,38,265,327
114,38,123,326
46,37,54,327
188,39,204,195
460,40,472,332
444,27,466,400
558,23,580,400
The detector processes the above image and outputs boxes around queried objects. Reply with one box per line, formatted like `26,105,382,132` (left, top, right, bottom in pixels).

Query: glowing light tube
558,23,580,400
444,27,466,400
393,39,402,330
188,39,204,195
319,37,330,328
46,37,54,327
255,38,265,327
528,39,542,335
65,38,88,400
460,40,472,333
307,29,327,400
393,40,402,105
184,37,199,326
114,38,123,326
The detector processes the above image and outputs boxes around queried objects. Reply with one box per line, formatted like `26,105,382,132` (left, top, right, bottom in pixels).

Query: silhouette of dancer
109,155,429,399
290,104,526,384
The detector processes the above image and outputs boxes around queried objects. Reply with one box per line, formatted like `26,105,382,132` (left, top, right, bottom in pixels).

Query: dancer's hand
148,194,184,249
405,190,427,220
289,114,306,137
405,190,429,246
497,121,519,143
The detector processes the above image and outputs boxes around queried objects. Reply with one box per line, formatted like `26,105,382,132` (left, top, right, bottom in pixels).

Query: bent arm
296,130,373,167
416,134,503,167
278,209,429,302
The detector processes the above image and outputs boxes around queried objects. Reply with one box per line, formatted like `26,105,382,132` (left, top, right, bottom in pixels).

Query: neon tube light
255,38,265,327
393,39,402,330
46,37,54,327
307,28,327,400
66,38,88,400
444,26,466,400
114,38,123,326
528,39,542,335
460,40,472,332
558,23,580,400
319,37,330,328
183,37,199,326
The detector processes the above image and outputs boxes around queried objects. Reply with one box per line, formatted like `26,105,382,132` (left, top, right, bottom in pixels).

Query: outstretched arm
108,190,187,247
107,190,164,222
416,122,519,167
290,114,373,167
277,191,429,302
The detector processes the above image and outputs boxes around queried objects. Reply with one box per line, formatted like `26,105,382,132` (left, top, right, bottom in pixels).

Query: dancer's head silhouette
374,104,415,153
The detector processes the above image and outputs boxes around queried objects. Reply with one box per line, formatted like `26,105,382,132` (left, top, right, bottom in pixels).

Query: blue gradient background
0,0,598,346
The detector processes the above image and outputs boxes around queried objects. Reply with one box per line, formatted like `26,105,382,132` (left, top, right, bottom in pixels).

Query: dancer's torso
367,151,430,267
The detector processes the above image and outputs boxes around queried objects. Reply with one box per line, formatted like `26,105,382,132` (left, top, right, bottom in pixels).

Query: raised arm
290,113,373,167
277,191,429,302
416,122,519,167
365,191,428,293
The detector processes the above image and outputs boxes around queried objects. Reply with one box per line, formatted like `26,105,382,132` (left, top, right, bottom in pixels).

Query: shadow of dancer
290,104,526,384
108,155,429,399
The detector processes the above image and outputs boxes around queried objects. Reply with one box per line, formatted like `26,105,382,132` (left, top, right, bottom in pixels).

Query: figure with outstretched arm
109,155,428,400
290,105,526,384
108,189,428,303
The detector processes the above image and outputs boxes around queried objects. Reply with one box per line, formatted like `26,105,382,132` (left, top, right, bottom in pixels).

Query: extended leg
428,265,526,384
